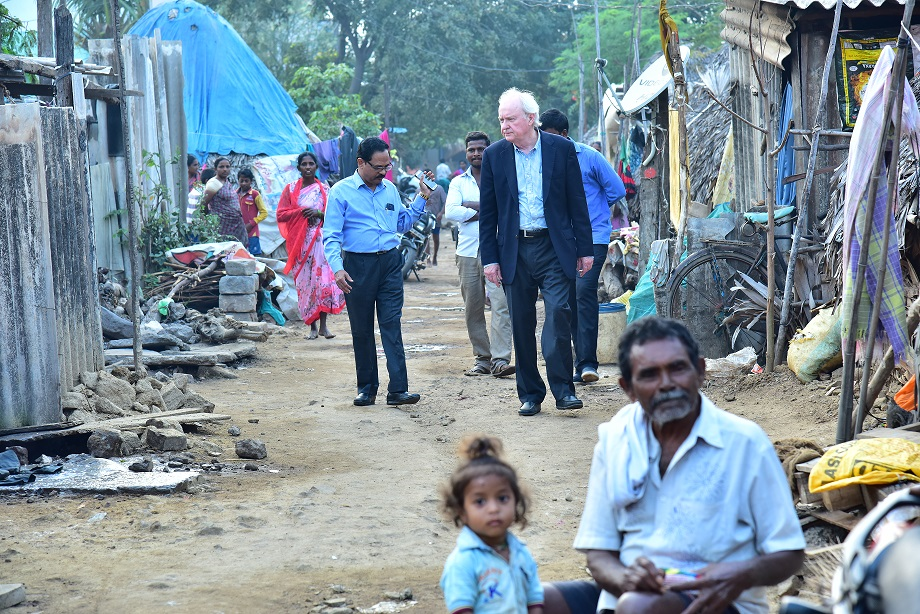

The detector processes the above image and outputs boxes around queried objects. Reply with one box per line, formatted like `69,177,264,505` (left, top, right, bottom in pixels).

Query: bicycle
664,205,825,358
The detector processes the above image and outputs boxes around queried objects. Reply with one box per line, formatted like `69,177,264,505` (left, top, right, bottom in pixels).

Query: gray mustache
652,390,689,408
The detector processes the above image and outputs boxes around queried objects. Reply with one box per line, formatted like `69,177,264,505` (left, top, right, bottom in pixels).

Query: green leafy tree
65,0,148,47
287,63,380,139
1,5,36,55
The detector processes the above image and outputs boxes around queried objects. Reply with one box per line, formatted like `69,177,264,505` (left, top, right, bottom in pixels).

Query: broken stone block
218,293,257,313
195,440,223,456
131,402,151,414
159,382,185,411
87,428,126,458
197,365,237,380
172,373,193,393
227,425,241,436
145,426,188,452
167,301,187,321
162,322,197,343
80,371,100,388
129,457,154,472
219,274,259,295
62,391,86,410
135,378,154,394
181,391,215,412
110,366,131,380
149,377,164,390
0,584,26,610
93,371,136,411
94,396,129,417
5,446,28,466
121,431,142,454
145,417,183,431
235,439,267,460
100,306,135,340
67,409,96,424
135,390,166,412
224,259,257,276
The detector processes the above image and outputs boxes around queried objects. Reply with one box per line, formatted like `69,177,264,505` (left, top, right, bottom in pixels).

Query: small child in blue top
440,435,544,614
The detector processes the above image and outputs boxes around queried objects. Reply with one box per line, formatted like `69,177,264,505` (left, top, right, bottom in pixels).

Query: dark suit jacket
479,131,593,284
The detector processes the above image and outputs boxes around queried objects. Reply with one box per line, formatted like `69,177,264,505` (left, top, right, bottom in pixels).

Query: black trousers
505,235,576,404
571,243,609,374
342,248,409,395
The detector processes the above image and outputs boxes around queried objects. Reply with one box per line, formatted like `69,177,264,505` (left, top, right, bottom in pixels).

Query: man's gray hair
499,88,541,127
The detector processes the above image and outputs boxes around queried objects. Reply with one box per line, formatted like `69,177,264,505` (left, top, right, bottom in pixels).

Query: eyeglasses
366,162,393,172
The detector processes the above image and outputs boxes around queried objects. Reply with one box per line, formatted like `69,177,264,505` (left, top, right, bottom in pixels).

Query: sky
3,0,38,28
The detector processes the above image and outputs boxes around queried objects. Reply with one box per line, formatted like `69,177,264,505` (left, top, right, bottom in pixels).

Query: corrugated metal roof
721,0,796,67
761,0,903,9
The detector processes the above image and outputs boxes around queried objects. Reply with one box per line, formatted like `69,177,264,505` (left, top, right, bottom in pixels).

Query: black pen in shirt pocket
386,203,395,211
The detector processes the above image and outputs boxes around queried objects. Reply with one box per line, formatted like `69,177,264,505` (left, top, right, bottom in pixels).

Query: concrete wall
0,104,63,428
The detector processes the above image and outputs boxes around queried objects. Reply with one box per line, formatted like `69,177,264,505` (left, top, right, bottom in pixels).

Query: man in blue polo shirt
323,137,432,407
540,109,626,384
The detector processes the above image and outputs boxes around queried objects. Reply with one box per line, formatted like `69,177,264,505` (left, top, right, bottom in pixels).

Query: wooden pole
837,0,915,443
853,4,913,436
109,0,142,373
36,0,53,90
764,83,777,372
669,32,690,269
774,0,845,361
53,6,74,108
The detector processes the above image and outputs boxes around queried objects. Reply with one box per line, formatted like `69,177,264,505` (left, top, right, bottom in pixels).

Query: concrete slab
16,454,200,495
0,584,25,609
104,341,256,367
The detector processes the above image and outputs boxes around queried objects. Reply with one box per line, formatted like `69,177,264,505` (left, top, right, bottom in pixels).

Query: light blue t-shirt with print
440,526,543,613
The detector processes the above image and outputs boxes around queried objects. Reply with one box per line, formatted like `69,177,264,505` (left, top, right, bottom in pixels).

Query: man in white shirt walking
444,131,514,377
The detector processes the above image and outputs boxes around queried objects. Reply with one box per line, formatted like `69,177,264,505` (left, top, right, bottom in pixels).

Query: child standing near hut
237,168,268,255
440,435,544,613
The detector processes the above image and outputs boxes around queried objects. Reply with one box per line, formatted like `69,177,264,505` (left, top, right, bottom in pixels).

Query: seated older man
544,317,805,614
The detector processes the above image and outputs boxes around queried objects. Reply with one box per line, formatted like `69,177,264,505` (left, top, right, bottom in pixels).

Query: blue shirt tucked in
514,135,545,230
322,171,427,272
572,140,626,245
441,526,543,614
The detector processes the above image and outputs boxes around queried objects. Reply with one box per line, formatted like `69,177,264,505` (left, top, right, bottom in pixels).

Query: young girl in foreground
440,435,544,613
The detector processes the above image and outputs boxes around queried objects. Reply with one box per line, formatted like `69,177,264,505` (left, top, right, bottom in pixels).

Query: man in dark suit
479,88,594,417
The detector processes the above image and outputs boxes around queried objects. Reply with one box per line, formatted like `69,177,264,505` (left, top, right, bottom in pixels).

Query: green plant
1,6,36,55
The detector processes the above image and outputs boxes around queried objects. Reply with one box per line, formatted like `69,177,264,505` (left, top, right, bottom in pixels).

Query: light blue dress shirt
322,171,427,273
441,526,544,613
514,135,545,230
572,140,627,245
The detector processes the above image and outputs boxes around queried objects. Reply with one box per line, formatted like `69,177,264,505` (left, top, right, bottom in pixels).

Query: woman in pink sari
277,152,345,339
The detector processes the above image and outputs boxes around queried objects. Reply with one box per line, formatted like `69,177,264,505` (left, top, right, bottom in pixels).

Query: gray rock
172,373,193,393
235,439,267,460
383,589,413,601
87,428,125,458
80,371,100,389
197,365,237,380
224,259,257,276
326,607,353,614
145,417,183,431
107,329,189,351
218,293,257,313
5,446,28,466
244,463,258,471
197,526,225,536
227,426,242,437
94,396,129,417
61,391,86,410
159,382,186,411
224,311,257,322
135,378,154,394
167,301,187,321
162,322,196,343
135,390,166,412
194,440,223,456
145,427,188,452
100,306,135,339
110,366,132,380
67,409,97,424
93,371,136,411
149,377,164,390
182,391,215,411
218,274,259,295
121,431,142,454
169,453,195,465
129,457,153,472
131,402,151,414
154,371,170,383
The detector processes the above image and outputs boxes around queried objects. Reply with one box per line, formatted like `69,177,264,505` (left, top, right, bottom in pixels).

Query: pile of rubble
62,367,212,425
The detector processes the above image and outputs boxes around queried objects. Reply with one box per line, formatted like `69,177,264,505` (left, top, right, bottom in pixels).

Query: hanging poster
835,30,912,129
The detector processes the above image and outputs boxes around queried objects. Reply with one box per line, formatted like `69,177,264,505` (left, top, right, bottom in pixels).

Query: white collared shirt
573,395,805,614
444,168,483,258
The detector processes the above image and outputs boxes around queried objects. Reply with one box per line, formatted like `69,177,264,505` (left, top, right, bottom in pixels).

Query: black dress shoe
354,393,375,406
518,401,542,416
556,395,583,410
386,391,420,406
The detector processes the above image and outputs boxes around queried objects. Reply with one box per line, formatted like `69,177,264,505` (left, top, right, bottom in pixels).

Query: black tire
400,244,417,280
665,246,770,358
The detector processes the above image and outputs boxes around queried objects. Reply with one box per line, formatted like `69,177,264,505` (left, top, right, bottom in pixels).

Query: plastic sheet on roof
128,0,307,160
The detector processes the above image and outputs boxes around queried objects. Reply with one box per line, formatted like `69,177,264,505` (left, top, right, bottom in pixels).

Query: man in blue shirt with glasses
323,137,432,407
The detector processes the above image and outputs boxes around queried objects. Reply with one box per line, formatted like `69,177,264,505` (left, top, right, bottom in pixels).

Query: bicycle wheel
665,246,770,358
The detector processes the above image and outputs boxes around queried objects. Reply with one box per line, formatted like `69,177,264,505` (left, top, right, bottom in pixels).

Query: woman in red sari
277,152,345,339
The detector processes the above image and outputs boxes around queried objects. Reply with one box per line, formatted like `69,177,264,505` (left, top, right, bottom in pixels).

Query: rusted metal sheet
721,0,795,68
41,107,104,393
0,103,62,428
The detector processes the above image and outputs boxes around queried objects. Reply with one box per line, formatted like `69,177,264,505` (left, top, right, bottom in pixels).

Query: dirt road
1,241,838,613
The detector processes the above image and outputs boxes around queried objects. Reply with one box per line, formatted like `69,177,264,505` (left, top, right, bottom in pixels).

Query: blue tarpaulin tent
129,0,307,160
